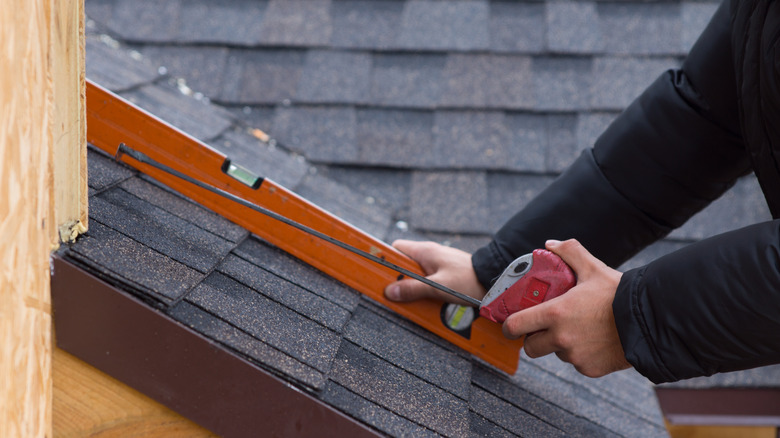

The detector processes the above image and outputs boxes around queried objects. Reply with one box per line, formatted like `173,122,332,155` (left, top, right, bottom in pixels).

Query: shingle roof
74,0,775,435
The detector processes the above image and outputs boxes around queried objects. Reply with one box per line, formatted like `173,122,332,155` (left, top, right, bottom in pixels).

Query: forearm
472,149,671,288
614,220,780,383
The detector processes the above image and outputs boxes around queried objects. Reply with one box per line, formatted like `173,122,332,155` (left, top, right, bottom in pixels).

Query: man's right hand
383,239,487,306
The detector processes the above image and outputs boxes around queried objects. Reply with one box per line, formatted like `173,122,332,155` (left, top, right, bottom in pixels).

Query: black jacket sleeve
472,0,780,382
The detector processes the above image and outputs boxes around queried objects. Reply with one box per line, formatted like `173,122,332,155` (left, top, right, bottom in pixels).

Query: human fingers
502,301,555,340
392,239,444,274
385,277,440,302
545,238,601,279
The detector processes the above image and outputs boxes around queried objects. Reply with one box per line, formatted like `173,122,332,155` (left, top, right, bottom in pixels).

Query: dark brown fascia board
656,387,780,427
51,255,381,438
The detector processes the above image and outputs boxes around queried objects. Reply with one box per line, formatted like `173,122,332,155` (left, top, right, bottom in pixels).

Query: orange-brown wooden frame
86,80,522,374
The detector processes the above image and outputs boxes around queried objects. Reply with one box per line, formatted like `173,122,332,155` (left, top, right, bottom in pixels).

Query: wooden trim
51,0,88,243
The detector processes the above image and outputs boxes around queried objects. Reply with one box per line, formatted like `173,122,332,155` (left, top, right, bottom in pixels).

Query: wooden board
53,348,215,437
51,0,88,243
1,2,55,436
1,0,87,435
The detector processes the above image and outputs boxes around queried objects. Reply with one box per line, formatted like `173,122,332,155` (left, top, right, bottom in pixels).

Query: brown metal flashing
85,79,522,374
51,256,381,438
656,387,780,427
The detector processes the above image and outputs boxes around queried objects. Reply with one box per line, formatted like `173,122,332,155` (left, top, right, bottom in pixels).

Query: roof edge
51,255,380,438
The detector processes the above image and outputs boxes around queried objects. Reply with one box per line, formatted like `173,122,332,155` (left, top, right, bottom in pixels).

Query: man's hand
503,239,631,377
384,239,487,305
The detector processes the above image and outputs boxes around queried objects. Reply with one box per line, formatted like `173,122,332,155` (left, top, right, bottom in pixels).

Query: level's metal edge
51,255,381,438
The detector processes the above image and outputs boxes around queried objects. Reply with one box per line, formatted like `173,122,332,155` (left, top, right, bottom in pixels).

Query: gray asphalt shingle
395,0,490,51
330,0,405,50
137,45,229,99
259,0,332,46
370,53,446,108
297,50,372,104
546,1,601,54
329,341,470,437
120,82,233,141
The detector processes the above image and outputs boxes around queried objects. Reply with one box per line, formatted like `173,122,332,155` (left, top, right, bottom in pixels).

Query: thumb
545,238,600,278
385,277,438,302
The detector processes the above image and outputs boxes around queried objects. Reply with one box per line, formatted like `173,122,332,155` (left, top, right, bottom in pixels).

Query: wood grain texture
53,348,215,438
51,0,88,243
1,0,87,435
1,1,54,436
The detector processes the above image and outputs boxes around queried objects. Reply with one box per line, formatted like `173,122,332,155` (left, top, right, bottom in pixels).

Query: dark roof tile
357,296,468,354
369,53,446,108
108,0,180,42
508,356,666,436
590,57,678,110
395,0,490,51
439,54,534,109
137,45,229,99
469,411,515,437
90,188,235,273
314,164,412,214
220,50,305,104
233,237,361,311
487,173,556,232
85,36,160,92
87,147,135,193
217,254,352,331
470,385,567,437
343,305,472,399
546,114,579,172
546,1,601,54
505,113,547,172
328,341,470,436
329,0,405,50
176,0,268,45
70,221,203,303
355,108,434,168
598,3,682,55
296,50,372,104
472,364,617,437
294,172,393,239
227,105,277,134
321,382,439,437
211,127,308,189
681,2,719,52
671,175,772,240
186,272,342,372
168,300,325,389
431,111,514,169
489,1,546,53
531,354,665,427
410,170,490,233
119,176,248,244
533,57,593,111
272,106,358,163
259,0,332,46
120,83,233,141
